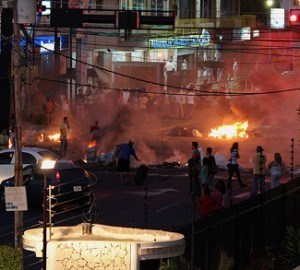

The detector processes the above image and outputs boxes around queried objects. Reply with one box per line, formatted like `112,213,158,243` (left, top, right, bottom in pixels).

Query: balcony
174,15,257,35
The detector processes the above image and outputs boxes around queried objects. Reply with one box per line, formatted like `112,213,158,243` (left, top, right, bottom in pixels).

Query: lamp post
41,160,56,270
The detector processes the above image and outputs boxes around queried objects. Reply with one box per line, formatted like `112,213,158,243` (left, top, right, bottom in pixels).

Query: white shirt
233,61,238,71
186,91,195,105
122,91,130,105
181,61,187,70
165,61,174,72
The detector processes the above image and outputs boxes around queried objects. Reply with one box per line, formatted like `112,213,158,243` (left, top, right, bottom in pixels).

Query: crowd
188,141,286,218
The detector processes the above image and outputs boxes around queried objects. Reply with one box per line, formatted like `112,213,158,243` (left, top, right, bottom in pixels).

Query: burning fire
48,133,61,142
87,140,97,148
208,121,249,139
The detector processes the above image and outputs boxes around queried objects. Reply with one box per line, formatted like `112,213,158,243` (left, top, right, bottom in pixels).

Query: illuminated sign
270,8,285,29
20,35,69,54
149,32,211,49
233,27,251,41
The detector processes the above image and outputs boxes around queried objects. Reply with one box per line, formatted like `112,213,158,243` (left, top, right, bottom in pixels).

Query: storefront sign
149,33,210,49
20,35,69,54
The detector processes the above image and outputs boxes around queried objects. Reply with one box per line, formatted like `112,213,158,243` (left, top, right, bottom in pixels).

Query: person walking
227,142,247,189
268,152,284,188
251,146,267,197
116,140,140,185
59,117,70,158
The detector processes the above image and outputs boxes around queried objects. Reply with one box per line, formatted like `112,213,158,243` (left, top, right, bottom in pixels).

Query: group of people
188,142,226,216
188,141,286,217
227,142,285,196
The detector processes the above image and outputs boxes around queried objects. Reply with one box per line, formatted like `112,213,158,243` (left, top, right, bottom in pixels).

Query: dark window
37,150,60,160
22,153,37,164
0,152,13,164
60,169,86,182
32,172,44,181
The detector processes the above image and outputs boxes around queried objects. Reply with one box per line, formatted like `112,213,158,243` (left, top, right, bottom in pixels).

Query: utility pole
12,0,24,250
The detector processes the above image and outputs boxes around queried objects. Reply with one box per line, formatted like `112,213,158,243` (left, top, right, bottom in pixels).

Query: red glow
55,171,60,182
290,14,297,22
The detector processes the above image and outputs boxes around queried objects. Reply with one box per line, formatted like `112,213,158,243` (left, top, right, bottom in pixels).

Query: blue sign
149,33,211,49
20,35,69,54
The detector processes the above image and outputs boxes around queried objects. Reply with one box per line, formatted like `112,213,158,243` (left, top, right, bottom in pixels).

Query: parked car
0,147,62,185
0,161,92,208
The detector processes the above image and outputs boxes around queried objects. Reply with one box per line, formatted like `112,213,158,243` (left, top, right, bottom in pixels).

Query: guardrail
179,177,300,269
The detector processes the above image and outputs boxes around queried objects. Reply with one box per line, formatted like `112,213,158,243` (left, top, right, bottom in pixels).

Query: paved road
90,165,293,230
0,164,295,269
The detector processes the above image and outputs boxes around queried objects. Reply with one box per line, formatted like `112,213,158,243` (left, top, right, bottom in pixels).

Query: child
212,179,226,211
199,186,212,217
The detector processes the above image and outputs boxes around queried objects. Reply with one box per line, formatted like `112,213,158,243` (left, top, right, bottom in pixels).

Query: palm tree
159,250,234,270
281,226,300,269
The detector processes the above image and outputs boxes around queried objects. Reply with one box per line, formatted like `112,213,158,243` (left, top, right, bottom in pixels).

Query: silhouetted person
59,117,70,158
251,146,267,197
116,140,140,185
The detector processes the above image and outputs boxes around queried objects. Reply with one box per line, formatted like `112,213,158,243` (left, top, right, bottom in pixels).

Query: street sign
5,186,28,211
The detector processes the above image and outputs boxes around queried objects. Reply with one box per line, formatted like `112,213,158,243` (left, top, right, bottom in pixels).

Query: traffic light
290,9,300,26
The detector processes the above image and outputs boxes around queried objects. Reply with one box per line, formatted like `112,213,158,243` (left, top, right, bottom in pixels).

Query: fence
180,177,300,270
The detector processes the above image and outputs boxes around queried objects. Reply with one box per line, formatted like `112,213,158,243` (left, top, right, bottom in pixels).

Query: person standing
116,140,140,185
201,157,209,188
45,97,54,125
232,58,238,79
206,147,218,188
59,117,70,158
181,58,188,82
268,152,284,188
137,93,149,123
175,89,186,119
227,142,247,189
211,179,226,211
0,129,9,150
188,141,201,196
251,146,267,197
165,58,175,77
75,88,85,120
199,186,212,217
186,83,196,117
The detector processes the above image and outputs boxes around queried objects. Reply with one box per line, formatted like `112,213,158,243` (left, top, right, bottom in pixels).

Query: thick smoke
21,57,300,168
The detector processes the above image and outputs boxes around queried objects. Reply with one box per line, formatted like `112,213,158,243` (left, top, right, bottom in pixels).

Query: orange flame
38,133,44,142
87,140,97,148
208,121,249,139
48,133,60,142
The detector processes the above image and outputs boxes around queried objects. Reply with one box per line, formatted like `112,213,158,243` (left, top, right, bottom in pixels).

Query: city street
0,162,295,270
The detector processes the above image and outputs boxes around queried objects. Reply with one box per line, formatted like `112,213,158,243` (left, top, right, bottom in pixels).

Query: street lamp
266,0,274,7
41,159,56,270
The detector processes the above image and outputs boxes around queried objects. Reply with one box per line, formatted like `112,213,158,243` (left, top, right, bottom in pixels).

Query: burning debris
208,121,249,139
48,133,60,142
169,126,203,137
